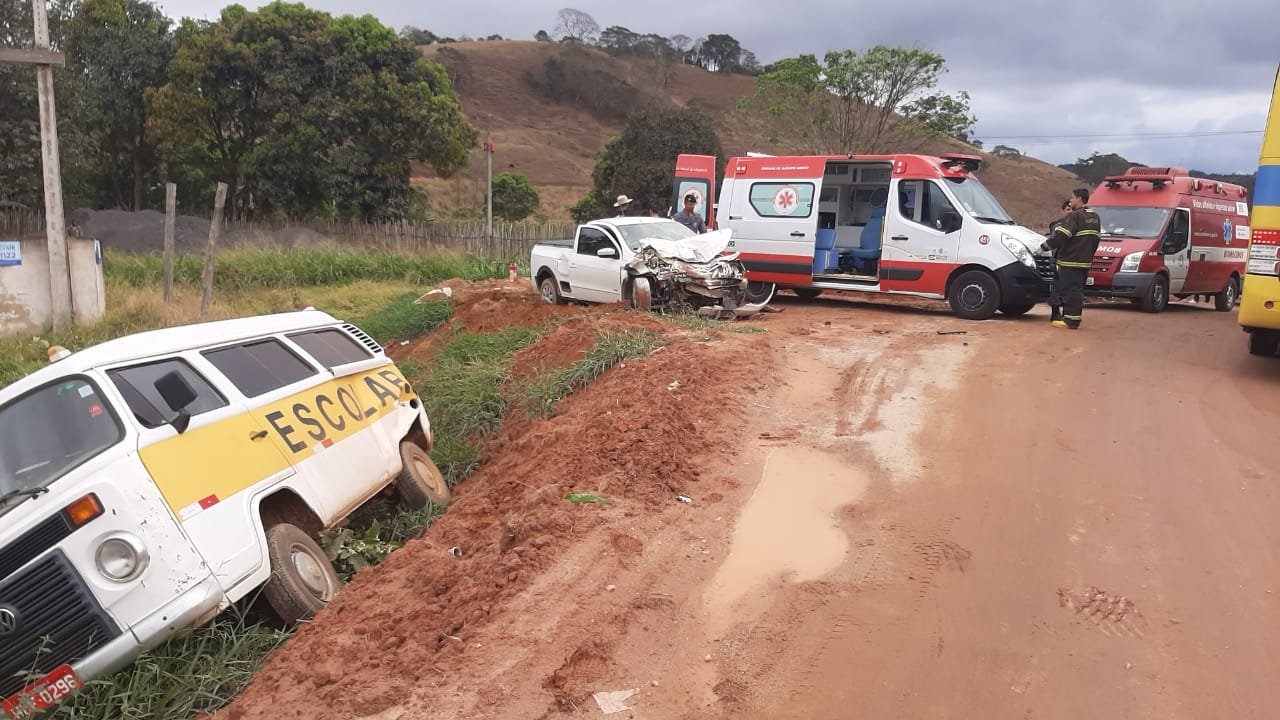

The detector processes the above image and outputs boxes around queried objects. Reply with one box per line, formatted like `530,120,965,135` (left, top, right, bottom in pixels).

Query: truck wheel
263,523,342,625
744,281,776,305
998,303,1036,316
538,275,565,305
396,441,451,508
1140,275,1169,313
792,288,823,301
947,270,1001,320
1249,330,1280,357
1214,277,1239,312
632,277,654,311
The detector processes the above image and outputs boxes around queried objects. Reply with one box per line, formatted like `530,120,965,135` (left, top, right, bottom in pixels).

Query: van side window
749,183,814,218
203,339,318,398
577,228,618,257
898,181,959,231
287,329,372,369
108,359,228,428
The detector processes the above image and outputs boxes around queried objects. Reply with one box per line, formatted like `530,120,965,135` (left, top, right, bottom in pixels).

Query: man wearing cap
671,193,707,233
613,194,633,217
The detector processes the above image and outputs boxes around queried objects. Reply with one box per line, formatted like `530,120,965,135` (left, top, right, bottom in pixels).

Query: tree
598,25,638,55
585,107,724,219
553,8,598,44
739,46,973,154
491,172,539,221
534,29,552,42
149,3,477,220
1058,152,1137,184
65,0,174,210
399,25,437,45
698,33,743,73
899,91,977,142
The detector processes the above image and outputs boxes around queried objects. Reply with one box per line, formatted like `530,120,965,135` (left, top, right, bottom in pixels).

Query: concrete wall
0,237,106,338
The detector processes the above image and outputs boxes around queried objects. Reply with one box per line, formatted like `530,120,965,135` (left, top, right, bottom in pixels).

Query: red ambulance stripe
198,495,219,509
878,260,956,294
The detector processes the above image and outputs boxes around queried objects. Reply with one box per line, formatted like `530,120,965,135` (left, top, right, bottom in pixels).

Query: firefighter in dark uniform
1045,200,1072,323
1040,188,1101,329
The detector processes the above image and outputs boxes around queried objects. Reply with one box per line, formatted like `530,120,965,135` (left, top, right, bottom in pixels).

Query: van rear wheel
538,275,565,305
263,523,341,625
397,441,451,508
947,270,1001,320
1215,277,1239,312
744,281,776,305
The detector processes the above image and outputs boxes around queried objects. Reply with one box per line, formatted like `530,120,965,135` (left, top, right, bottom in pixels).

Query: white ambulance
674,152,1052,319
0,310,447,717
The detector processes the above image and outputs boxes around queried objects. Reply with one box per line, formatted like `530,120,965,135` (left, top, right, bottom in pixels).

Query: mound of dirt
217,283,766,720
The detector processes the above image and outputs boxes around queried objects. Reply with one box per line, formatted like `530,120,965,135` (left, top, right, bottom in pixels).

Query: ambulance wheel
397,441,451,508
1140,275,1169,313
631,277,654,311
998,303,1035,316
263,523,342,625
1248,330,1280,357
1214,277,1239,312
792,288,823,301
538,274,565,305
947,270,1001,320
744,281,776,305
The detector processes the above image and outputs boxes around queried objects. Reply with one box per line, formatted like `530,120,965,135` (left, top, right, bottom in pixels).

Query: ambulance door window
203,339,318,399
108,358,228,428
897,181,922,223
1162,210,1190,255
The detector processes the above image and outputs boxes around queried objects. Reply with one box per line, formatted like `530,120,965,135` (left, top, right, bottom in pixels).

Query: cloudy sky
154,0,1278,173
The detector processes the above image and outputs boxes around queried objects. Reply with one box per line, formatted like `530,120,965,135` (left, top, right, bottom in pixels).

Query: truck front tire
632,277,654,311
263,523,342,625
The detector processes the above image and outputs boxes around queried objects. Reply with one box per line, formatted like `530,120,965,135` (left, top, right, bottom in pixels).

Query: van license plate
1,665,82,719
1086,277,1095,286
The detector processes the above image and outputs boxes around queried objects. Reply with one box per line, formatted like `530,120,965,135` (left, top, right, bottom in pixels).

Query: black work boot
1049,304,1062,323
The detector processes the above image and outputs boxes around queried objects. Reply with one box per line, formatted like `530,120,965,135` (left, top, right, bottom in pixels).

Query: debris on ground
592,689,638,714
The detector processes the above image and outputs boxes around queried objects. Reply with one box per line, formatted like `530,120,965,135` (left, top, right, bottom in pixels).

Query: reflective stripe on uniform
1054,226,1072,236
1057,260,1091,268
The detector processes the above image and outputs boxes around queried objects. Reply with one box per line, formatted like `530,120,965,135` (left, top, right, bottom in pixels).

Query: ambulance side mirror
154,370,197,435
938,211,962,234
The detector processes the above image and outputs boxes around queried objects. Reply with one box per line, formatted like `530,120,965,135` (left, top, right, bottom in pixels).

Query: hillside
416,40,1082,231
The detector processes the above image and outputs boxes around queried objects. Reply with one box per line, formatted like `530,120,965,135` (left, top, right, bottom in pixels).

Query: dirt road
222,290,1280,720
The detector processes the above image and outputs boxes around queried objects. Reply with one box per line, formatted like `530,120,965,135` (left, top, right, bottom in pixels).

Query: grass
105,249,510,291
48,605,289,720
357,295,453,344
522,328,659,418
665,311,769,335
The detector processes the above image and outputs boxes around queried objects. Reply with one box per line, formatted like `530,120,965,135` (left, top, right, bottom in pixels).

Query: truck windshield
1092,206,1171,238
614,220,695,250
944,177,1014,224
0,377,123,503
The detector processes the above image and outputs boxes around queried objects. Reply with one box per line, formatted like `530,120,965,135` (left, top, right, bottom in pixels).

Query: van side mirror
154,370,197,434
597,247,618,259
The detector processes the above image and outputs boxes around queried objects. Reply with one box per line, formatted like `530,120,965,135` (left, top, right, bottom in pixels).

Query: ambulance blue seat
813,248,840,274
850,206,885,273
815,228,837,250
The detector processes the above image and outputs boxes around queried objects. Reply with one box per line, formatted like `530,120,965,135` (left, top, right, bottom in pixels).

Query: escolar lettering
263,370,408,454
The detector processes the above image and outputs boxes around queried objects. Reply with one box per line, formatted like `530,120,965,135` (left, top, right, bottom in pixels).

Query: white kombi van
674,153,1052,319
0,310,448,717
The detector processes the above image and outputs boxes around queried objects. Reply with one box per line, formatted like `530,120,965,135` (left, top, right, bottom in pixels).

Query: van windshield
1092,206,1170,238
944,177,1014,224
0,377,123,508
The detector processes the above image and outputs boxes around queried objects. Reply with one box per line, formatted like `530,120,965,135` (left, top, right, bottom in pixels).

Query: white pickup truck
530,217,759,317
531,217,690,306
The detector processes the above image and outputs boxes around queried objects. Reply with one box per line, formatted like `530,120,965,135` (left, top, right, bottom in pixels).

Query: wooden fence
0,211,576,260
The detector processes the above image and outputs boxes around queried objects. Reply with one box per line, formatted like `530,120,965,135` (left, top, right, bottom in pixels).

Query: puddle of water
704,446,869,623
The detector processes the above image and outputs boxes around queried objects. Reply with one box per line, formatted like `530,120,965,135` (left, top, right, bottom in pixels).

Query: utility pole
0,0,72,331
485,122,494,241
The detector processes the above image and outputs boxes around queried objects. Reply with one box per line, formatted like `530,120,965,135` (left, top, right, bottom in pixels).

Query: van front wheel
263,523,342,625
948,270,1001,320
397,441,451,508
1215,277,1239,312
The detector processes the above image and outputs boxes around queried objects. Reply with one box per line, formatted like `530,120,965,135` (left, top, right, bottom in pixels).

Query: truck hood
636,229,735,263
996,224,1049,253
1093,237,1155,258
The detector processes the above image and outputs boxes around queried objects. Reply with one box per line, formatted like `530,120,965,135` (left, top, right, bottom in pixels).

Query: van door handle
250,430,269,441
891,235,909,242
728,215,742,220
790,231,806,237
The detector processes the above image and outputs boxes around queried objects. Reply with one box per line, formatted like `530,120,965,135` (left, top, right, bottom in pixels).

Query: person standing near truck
1041,188,1101,329
1045,200,1072,323
672,193,708,233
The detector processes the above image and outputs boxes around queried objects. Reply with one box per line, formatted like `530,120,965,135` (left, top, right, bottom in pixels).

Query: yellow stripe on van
140,366,412,515
1252,205,1280,231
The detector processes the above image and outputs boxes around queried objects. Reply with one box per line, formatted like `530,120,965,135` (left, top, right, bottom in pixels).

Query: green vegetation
357,296,453,344
523,328,658,417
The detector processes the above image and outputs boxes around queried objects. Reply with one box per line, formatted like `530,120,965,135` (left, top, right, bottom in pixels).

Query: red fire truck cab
1085,167,1250,312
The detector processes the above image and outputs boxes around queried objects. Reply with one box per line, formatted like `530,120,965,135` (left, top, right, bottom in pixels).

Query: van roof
722,153,979,180
1091,170,1250,207
0,309,347,402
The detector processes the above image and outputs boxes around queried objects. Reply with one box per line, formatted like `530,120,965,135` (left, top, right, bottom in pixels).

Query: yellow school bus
1240,64,1280,356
